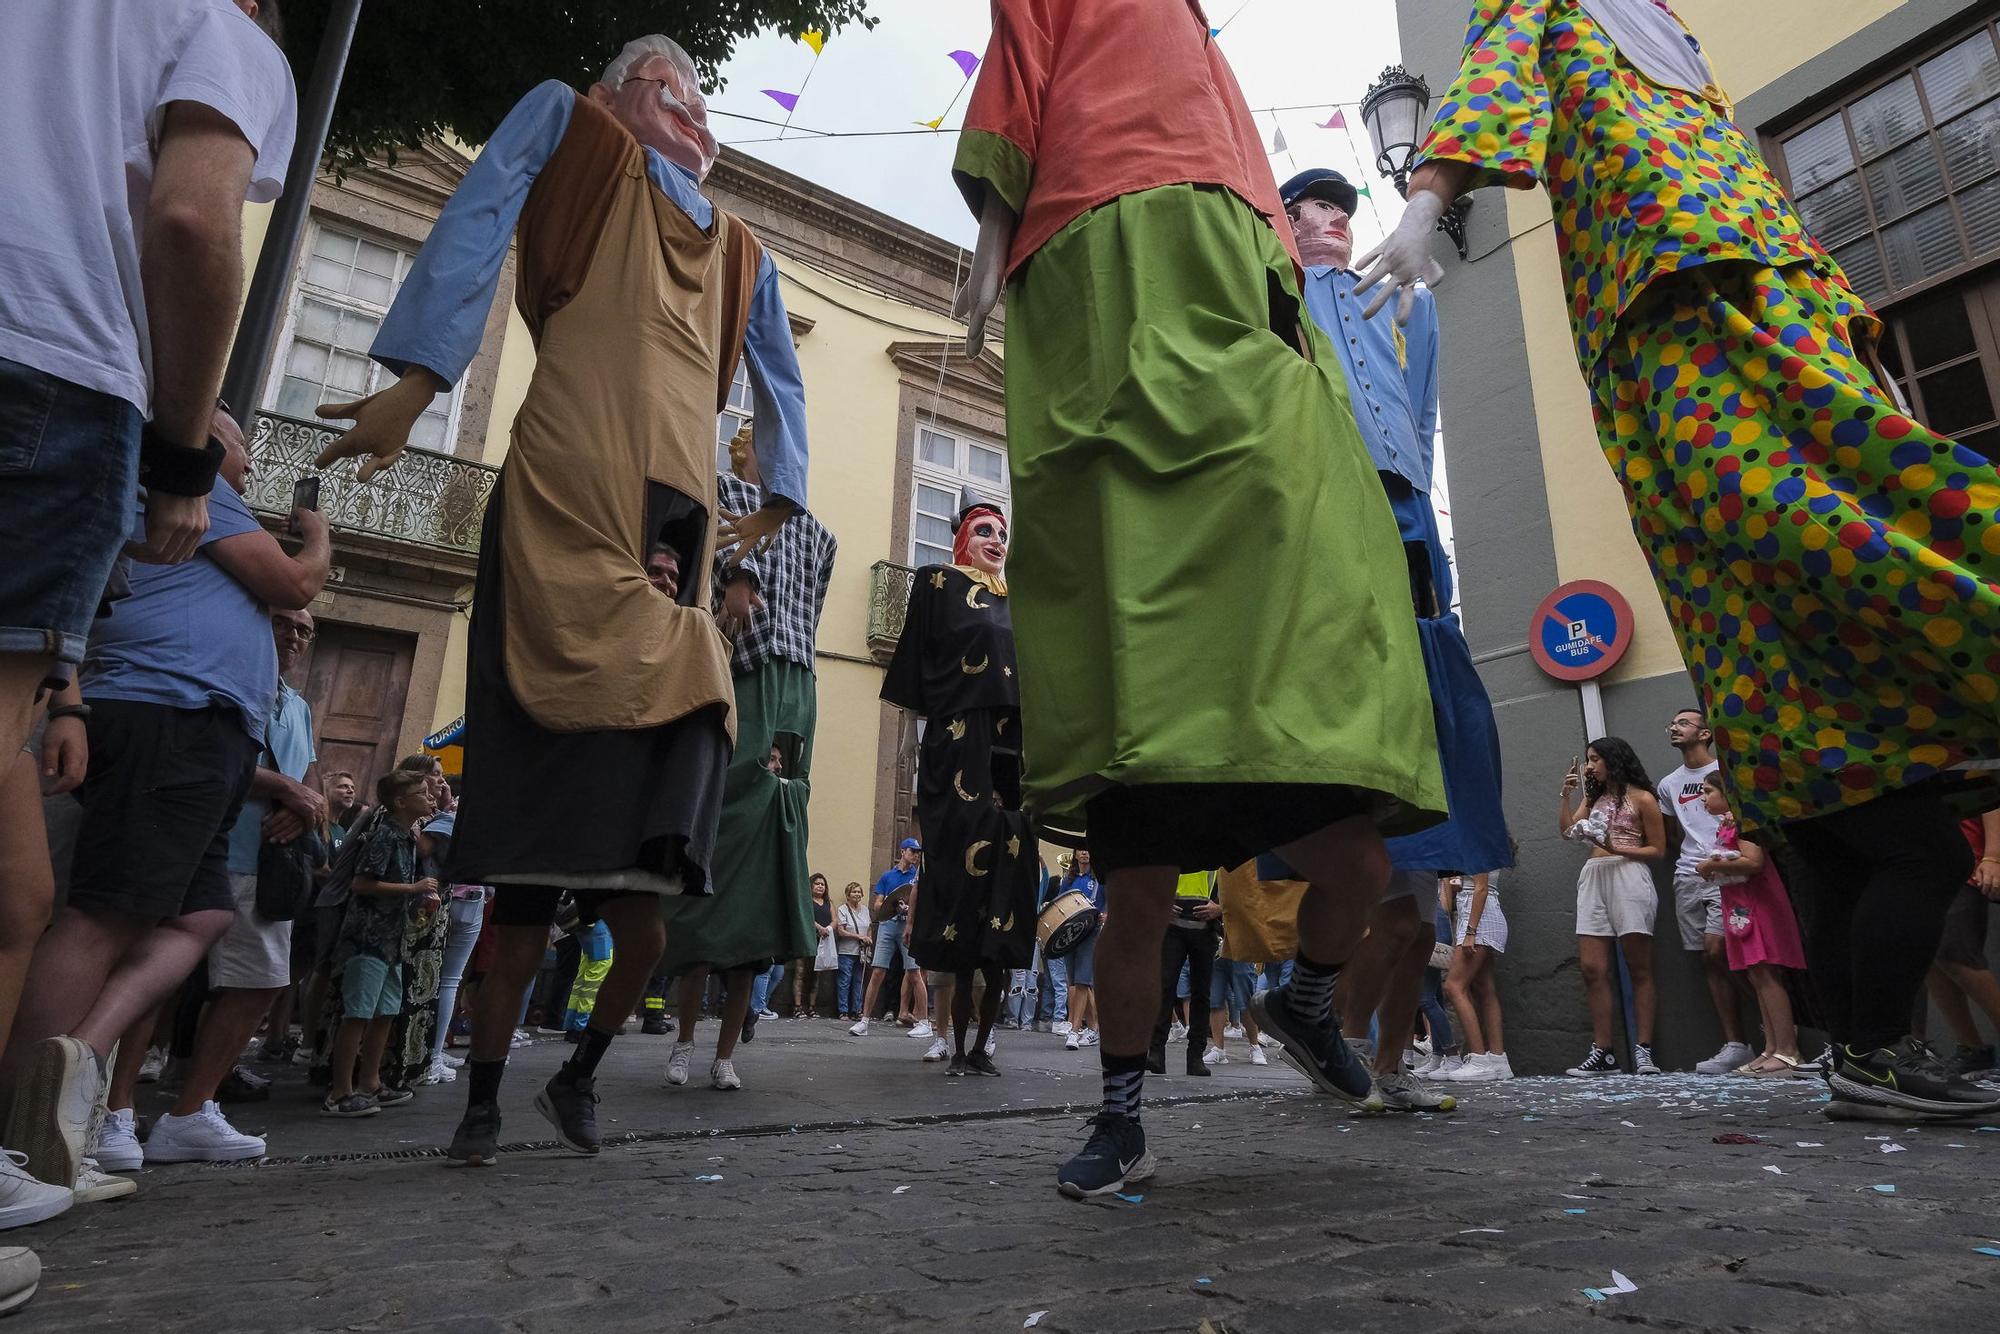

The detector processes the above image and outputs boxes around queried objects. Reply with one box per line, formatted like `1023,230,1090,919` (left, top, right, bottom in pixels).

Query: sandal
1736,1053,1800,1078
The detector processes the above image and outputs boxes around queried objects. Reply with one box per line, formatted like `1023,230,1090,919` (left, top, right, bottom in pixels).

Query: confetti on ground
1115,1192,1145,1204
1523,1115,1543,1122
1608,1271,1638,1294
1880,1143,1907,1154
1620,1120,1637,1128
1581,1289,1606,1302
1712,1133,1760,1144
1024,1312,1048,1328
694,1174,723,1182
1762,1166,1785,1175
1564,1208,1587,1215
1795,1141,1824,1148
1975,1247,2000,1258
1871,1184,1897,1194
1459,1228,1505,1234
893,1185,910,1194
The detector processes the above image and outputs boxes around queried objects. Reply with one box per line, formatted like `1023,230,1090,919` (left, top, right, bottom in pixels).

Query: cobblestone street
13,1021,1999,1332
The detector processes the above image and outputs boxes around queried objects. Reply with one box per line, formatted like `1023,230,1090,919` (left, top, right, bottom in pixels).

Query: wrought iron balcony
246,411,497,556
868,559,915,662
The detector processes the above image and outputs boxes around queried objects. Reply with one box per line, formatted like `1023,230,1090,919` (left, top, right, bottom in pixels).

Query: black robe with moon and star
880,564,1039,971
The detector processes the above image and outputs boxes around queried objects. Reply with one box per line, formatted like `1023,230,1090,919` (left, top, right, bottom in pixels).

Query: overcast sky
706,0,1413,250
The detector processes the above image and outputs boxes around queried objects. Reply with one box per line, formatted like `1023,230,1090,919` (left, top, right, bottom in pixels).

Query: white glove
1355,190,1447,323
953,186,1017,358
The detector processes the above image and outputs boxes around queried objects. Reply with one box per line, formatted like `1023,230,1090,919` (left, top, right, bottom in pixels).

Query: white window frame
909,422,1008,568
262,219,466,453
716,362,754,475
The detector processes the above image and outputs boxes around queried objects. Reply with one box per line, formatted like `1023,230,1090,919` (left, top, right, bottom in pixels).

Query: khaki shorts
207,872,293,990
1575,858,1658,938
1672,872,1724,950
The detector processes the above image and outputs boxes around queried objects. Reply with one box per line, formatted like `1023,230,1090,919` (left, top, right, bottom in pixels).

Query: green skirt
659,659,816,976
1003,184,1445,845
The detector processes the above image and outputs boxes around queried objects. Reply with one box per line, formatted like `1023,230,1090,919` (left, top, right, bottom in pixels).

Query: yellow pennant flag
915,115,944,130
799,30,825,55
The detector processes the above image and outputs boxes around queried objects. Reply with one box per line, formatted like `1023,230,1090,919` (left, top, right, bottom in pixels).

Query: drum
1036,890,1100,958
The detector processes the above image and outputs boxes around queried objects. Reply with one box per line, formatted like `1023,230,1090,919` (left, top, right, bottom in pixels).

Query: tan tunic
499,95,761,738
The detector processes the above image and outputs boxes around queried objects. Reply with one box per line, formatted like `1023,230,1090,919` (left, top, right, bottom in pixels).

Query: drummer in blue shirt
1059,850,1105,1050
1275,168,1511,1109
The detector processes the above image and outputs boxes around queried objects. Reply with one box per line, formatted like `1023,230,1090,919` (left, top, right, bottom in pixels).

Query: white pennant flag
1270,125,1288,154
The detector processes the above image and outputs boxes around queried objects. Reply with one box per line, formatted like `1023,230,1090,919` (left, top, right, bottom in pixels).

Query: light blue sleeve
371,81,574,385
741,252,810,512
1406,289,1441,452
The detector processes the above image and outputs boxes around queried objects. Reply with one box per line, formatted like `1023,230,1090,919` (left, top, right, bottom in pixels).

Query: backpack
314,806,383,910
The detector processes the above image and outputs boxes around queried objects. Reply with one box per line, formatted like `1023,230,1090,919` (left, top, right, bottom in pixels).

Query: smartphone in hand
288,475,321,535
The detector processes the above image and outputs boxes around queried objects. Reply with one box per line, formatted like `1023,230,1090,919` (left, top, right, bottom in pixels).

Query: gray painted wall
1395,0,1743,1073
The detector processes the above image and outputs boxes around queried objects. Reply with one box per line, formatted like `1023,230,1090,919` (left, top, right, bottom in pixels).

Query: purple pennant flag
948,50,980,78
762,89,800,112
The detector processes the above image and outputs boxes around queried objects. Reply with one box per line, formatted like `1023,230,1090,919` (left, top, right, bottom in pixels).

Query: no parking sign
1528,580,1634,682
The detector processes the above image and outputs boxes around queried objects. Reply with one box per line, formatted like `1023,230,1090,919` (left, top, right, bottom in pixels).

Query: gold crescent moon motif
953,770,979,803
965,582,989,611
964,840,992,877
961,654,989,675
946,717,967,741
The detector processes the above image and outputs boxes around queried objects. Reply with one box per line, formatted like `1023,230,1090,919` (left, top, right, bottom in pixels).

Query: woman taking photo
1559,738,1666,1077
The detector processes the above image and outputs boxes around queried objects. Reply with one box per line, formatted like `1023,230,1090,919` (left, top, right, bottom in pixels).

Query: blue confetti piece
1195,1277,1213,1286
1564,1208,1587,1215
1523,1115,1543,1122
1581,1289,1607,1302
1115,1192,1144,1204
1870,1184,1896,1194
1976,1247,2000,1258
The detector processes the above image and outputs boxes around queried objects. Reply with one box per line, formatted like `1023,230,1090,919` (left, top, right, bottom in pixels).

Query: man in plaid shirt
656,429,836,1086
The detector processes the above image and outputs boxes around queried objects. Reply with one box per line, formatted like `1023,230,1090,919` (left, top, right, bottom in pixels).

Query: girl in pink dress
1694,773,1808,1077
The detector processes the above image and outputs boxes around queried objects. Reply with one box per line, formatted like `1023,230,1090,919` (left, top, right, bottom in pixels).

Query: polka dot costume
1416,0,2000,830
1598,264,2000,831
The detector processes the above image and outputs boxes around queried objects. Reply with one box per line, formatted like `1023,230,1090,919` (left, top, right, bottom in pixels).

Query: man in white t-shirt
1657,707,1751,1074
0,0,296,765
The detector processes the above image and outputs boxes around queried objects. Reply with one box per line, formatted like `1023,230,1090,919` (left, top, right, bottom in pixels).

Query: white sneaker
848,1019,870,1037
417,1057,456,1086
1696,1041,1754,1075
1167,1021,1188,1043
665,1042,695,1086
440,1052,465,1069
1401,1048,1424,1070
1079,1028,1099,1048
758,1009,779,1021
1431,1054,1467,1081
1412,1053,1442,1078
1255,1033,1276,1049
510,1029,534,1049
72,1158,136,1205
143,1102,267,1163
1052,1022,1073,1037
1202,1045,1228,1066
0,1246,41,1315
9,1037,98,1189
136,1047,168,1085
985,1036,997,1058
922,1039,951,1062
1411,1035,1433,1057
710,1059,741,1091
1065,1030,1082,1051
90,1109,142,1173
909,1021,935,1039
1249,1047,1268,1066
0,1152,72,1231
1223,1025,1246,1041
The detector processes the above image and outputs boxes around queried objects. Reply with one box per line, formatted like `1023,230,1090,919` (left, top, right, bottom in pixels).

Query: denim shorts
1069,927,1098,987
872,916,915,970
342,955,405,1019
0,356,141,677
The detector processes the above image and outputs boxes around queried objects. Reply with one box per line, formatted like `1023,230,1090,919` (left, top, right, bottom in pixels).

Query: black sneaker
945,1054,968,1077
535,1071,601,1153
447,1101,501,1166
1184,1051,1211,1078
320,1092,379,1118
1056,1113,1155,1200
740,1011,759,1044
641,1015,671,1036
373,1085,415,1108
965,1051,1001,1077
1565,1045,1620,1077
1146,1046,1167,1076
1825,1037,2000,1121
1943,1043,1998,1080
218,1066,271,1104
1249,985,1371,1102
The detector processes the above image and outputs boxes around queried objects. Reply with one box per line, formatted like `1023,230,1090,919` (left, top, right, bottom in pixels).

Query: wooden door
299,623,416,802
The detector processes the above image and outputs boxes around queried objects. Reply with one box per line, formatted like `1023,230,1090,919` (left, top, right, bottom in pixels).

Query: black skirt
907,706,1038,971
445,476,728,893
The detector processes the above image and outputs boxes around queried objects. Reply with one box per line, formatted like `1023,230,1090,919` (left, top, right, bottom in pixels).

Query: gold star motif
947,717,966,741
942,924,958,941
1006,836,1021,858
989,916,1002,930
930,571,946,589
1002,665,1013,677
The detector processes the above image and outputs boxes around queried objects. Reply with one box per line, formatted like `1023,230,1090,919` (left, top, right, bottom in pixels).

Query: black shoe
535,1071,601,1153
1056,1113,1155,1200
946,1054,968,1077
1249,985,1370,1102
1943,1043,1998,1080
1185,1051,1211,1078
641,1014,670,1036
966,1051,1001,1077
1825,1037,2000,1120
373,1085,415,1108
1146,1046,1166,1076
217,1066,271,1104
740,1011,759,1044
447,1101,501,1166
1565,1045,1621,1077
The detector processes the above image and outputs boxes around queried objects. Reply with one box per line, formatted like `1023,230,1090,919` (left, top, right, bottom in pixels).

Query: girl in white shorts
1438,870,1512,1083
1558,739,1667,1077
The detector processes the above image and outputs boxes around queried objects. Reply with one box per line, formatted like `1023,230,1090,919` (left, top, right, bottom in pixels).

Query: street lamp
1360,64,1471,260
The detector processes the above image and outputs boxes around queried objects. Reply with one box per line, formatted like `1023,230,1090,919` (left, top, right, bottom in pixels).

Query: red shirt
953,0,1299,282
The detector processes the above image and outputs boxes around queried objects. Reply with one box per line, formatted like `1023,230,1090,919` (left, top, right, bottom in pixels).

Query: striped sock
1289,954,1340,1027
1101,1051,1147,1122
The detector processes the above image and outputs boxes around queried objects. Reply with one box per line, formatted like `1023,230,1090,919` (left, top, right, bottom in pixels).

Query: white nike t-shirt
0,0,296,413
1657,761,1721,878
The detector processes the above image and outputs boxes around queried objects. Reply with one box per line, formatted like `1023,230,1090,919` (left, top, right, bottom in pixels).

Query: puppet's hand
315,369,444,481
719,503,790,568
1355,190,1446,324
953,188,1016,357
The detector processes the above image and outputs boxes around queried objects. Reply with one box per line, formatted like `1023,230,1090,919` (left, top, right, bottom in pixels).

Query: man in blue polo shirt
848,838,923,1036
1270,168,1510,1113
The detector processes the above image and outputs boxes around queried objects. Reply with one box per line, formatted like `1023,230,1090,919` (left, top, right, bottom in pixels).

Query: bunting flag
947,49,980,78
1319,108,1347,130
762,89,801,112
915,116,945,131
799,29,825,55
1270,125,1288,154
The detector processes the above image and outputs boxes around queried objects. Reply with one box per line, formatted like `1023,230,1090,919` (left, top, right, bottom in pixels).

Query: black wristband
47,702,91,722
138,423,225,497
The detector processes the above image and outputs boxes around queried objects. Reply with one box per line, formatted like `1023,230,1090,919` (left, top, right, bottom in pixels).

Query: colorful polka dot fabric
1416,0,1831,371
1420,0,2000,831
1598,266,2000,830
